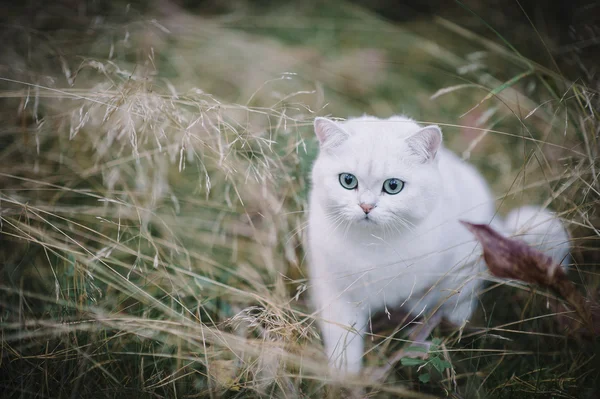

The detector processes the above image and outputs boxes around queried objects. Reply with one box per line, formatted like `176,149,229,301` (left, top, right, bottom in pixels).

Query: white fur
504,205,571,267
306,115,570,376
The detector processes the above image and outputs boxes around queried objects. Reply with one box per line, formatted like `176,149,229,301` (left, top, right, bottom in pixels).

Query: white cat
306,115,570,376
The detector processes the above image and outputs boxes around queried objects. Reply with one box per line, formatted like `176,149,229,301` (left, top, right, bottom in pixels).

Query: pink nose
360,203,374,214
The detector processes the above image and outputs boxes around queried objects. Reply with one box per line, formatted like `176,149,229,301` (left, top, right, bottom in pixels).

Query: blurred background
1,1,599,398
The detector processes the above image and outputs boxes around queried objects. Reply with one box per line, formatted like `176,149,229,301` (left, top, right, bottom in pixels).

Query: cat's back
434,147,496,224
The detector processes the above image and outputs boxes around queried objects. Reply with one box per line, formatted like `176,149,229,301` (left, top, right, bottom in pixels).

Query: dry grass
1,1,598,398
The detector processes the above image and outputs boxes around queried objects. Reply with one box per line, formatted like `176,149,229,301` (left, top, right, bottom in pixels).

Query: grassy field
1,1,598,397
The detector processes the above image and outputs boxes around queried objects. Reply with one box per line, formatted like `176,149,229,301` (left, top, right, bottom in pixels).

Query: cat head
311,116,443,233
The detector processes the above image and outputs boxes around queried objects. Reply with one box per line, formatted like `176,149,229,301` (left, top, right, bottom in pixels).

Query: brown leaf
548,297,600,337
460,221,595,333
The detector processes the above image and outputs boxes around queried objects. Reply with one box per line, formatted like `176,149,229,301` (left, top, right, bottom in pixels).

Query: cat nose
360,203,375,214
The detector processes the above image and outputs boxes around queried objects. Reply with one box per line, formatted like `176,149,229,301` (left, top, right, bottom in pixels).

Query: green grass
1,1,598,398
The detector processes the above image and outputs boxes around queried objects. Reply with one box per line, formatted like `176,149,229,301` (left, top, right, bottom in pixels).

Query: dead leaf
460,221,596,334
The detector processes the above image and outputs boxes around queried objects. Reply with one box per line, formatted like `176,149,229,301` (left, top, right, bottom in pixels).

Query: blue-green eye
339,173,358,190
382,178,404,194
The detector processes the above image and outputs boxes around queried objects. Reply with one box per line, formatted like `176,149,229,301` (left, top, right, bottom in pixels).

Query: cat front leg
440,274,481,331
316,294,367,376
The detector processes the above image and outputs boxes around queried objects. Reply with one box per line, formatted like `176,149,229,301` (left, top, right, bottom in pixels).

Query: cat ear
314,117,350,150
406,125,442,162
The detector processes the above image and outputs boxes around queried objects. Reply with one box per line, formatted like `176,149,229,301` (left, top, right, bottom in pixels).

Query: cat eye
382,178,404,195
339,173,358,190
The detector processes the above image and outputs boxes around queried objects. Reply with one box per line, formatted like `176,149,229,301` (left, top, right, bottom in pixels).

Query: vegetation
1,1,598,397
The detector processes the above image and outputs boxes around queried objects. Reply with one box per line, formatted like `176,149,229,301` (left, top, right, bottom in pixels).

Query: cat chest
323,239,442,305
